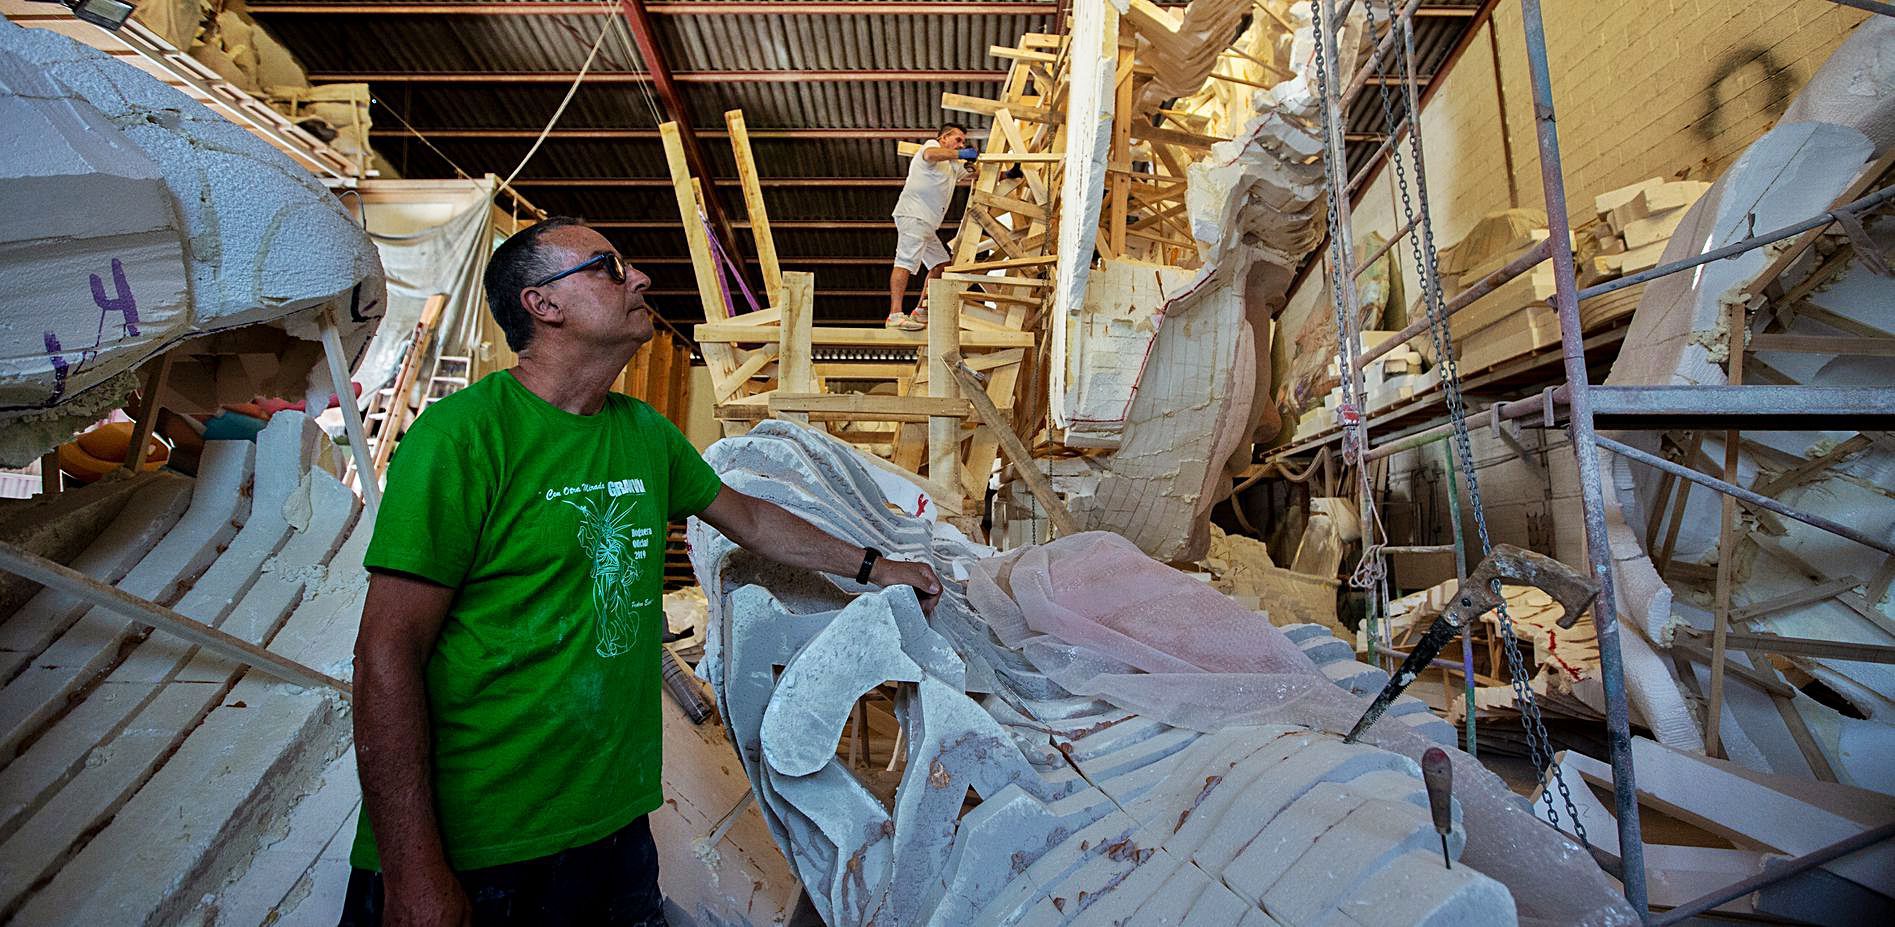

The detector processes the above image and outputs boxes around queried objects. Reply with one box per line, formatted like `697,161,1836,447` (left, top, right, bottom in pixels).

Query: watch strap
856,547,882,584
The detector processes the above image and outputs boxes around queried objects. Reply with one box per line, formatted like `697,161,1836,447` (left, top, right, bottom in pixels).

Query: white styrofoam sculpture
689,420,1638,927
0,19,383,464
1598,18,1895,790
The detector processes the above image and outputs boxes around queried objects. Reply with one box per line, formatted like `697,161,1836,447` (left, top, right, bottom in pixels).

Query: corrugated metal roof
256,1,1488,322
382,80,985,133
659,12,1043,71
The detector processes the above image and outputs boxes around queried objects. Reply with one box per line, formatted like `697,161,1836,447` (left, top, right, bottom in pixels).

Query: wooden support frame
0,540,351,696
725,109,783,304
927,278,966,514
123,350,174,475
369,292,447,477
946,350,1079,536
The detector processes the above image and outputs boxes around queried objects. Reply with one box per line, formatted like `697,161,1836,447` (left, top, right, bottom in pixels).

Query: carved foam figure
0,19,383,464
1053,2,1357,562
690,421,1637,927
1596,17,1895,790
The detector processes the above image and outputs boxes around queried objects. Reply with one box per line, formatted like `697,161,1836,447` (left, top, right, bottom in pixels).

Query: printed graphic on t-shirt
550,477,657,658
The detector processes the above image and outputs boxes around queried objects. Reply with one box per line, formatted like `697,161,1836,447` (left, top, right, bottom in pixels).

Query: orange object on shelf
57,421,169,483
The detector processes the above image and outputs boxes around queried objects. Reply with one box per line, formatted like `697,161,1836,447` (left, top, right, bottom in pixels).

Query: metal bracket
1490,402,1539,468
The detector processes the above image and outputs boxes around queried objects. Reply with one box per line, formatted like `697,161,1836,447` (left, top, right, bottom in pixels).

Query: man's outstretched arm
695,485,943,610
353,572,471,926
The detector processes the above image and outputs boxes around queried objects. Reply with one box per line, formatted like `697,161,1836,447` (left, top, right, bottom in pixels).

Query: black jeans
337,816,668,926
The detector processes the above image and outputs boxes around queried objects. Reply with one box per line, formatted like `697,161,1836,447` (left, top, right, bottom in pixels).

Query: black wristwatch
856,547,882,584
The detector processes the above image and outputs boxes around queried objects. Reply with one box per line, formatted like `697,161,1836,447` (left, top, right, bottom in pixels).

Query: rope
497,19,612,192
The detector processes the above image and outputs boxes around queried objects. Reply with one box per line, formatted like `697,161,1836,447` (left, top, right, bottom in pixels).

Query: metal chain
1309,0,1365,466
1360,0,1584,840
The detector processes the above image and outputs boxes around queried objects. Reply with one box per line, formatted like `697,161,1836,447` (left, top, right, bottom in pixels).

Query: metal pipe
250,2,1063,13
1347,114,1410,192
1341,0,1422,106
1595,435,1895,556
1574,184,1895,304
323,69,1007,84
1647,822,1895,926
1825,0,1895,18
1441,439,1475,758
1518,0,1646,911
1364,386,1565,461
1357,238,1554,369
1354,214,1421,279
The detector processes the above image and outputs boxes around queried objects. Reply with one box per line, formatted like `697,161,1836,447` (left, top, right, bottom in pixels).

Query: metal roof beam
594,219,948,229
624,256,892,264
611,0,743,271
512,177,907,187
319,70,1006,83
369,128,977,140
251,3,1060,14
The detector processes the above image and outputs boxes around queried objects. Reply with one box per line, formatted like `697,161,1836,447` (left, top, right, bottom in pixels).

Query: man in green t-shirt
340,218,942,927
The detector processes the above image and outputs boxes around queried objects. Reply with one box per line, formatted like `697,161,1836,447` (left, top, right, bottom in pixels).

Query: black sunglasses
530,252,627,289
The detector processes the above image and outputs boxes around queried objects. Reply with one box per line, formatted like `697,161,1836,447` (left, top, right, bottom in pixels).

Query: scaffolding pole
1517,0,1647,912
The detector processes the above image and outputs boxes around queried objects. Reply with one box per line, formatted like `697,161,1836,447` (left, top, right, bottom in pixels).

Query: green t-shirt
350,369,723,872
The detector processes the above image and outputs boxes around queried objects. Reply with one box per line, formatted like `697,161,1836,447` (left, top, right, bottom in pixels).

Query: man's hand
871,557,943,614
698,487,948,613
384,868,473,927
957,146,979,161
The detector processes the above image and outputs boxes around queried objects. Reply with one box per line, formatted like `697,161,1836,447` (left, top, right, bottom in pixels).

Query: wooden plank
1708,292,1747,759
696,323,1034,349
769,394,972,421
1129,121,1227,150
714,345,779,404
1731,576,1864,625
646,330,675,416
944,254,1056,274
1679,626,1895,665
941,272,1050,288
660,122,725,317
990,111,1049,203
1669,638,1797,698
661,120,740,395
0,542,348,695
1750,334,1895,357
369,293,446,476
940,92,1060,125
927,278,964,514
1753,434,1872,498
945,351,1076,536
1107,38,1134,258
970,189,1049,221
724,110,782,304
124,352,173,475
723,306,781,327
668,342,690,428
629,334,654,401
989,44,1058,64
967,205,1026,259
777,272,815,395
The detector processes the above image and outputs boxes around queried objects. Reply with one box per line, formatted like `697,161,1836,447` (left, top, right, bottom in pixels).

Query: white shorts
893,215,951,272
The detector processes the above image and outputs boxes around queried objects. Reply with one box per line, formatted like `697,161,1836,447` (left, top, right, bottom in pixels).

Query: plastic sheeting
352,185,498,398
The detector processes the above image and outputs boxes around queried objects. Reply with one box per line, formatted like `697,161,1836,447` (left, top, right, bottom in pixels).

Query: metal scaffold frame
1304,0,1895,919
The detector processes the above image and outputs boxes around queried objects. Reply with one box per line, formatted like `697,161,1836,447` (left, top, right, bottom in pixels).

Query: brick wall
1283,0,1870,343
1275,1,1869,573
